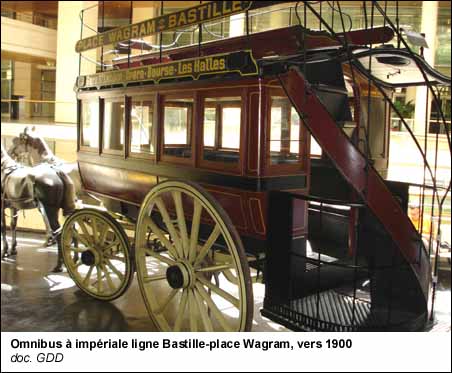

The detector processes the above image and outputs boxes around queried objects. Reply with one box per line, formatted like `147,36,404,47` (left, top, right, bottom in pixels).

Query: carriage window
163,98,193,158
203,97,241,163
81,100,99,148
269,97,302,164
131,98,154,154
103,99,125,152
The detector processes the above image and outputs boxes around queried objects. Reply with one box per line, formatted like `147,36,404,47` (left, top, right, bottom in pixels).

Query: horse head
14,126,54,165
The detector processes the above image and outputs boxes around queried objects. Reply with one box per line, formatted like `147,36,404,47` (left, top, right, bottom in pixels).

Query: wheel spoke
155,197,184,258
193,225,221,267
142,273,167,283
105,255,125,263
174,289,189,332
188,289,198,332
78,220,93,245
189,200,202,263
92,218,99,244
172,191,190,259
82,265,94,286
105,259,124,281
143,248,175,266
193,287,214,331
70,246,88,254
71,229,91,248
196,263,234,273
155,289,178,315
197,275,240,308
102,264,116,292
102,238,120,253
144,216,179,260
96,266,103,293
69,260,83,270
195,282,233,332
98,221,110,246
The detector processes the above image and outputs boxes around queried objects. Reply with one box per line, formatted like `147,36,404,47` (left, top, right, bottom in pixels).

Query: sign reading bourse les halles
76,51,258,89
75,1,253,53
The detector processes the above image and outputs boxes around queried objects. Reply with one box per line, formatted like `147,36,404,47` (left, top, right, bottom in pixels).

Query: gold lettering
231,1,244,12
219,59,226,70
123,27,130,40
177,11,187,27
187,9,197,23
146,20,156,34
168,14,177,28
198,5,208,21
223,1,232,14
212,2,221,17
131,25,139,39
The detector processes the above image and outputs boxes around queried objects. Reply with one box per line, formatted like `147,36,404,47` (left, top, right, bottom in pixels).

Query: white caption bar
1,332,451,372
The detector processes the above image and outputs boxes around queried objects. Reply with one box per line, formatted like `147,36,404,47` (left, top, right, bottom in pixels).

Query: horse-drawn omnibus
61,1,451,332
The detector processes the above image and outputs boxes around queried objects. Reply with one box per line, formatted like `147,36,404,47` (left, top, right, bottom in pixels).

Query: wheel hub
81,249,101,266
166,262,193,289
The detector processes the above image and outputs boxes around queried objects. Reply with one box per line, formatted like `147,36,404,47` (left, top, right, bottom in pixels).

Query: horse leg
10,207,18,256
38,202,56,247
44,206,63,273
1,201,9,258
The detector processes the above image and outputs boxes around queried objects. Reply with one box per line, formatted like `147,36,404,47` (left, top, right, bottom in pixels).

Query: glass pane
290,107,300,154
103,100,125,152
163,98,193,158
81,100,99,148
203,107,216,147
131,99,154,154
202,97,241,164
222,107,241,149
269,97,302,165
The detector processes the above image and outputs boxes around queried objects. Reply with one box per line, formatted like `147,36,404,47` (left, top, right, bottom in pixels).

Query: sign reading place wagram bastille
76,51,258,89
75,1,253,53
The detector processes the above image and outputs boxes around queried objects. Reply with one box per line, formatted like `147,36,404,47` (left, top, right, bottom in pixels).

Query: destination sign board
76,51,258,89
76,1,253,53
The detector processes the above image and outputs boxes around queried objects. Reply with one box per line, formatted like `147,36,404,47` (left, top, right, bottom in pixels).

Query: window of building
81,99,99,148
429,86,451,135
163,97,193,158
269,97,303,164
202,97,241,164
103,98,125,152
130,98,154,155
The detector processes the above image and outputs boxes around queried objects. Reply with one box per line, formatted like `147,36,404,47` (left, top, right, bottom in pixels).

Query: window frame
265,88,309,175
79,96,101,154
159,93,195,165
198,89,245,174
128,94,157,160
101,96,127,157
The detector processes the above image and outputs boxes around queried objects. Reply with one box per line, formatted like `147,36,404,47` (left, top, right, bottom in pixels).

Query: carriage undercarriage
62,180,255,332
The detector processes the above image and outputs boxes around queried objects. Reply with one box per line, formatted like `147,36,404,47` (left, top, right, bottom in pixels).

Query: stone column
55,1,98,124
413,1,438,134
132,2,158,46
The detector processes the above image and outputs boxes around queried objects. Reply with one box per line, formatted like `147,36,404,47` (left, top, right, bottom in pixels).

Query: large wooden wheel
61,209,134,301
135,180,253,332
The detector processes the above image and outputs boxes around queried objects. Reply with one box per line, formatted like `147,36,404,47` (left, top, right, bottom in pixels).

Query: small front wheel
61,209,134,301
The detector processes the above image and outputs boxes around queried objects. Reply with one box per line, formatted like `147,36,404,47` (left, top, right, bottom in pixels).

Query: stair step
262,288,427,332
